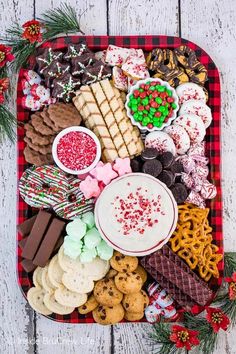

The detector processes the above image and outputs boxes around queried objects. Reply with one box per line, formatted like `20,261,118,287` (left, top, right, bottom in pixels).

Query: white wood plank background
0,0,236,353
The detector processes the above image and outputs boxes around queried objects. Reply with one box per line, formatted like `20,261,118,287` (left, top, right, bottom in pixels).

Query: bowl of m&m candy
125,78,179,131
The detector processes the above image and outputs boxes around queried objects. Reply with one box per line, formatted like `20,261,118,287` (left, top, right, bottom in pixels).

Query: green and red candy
127,80,178,129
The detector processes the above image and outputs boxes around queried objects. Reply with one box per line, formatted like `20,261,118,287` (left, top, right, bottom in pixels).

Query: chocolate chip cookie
94,278,123,306
114,272,142,294
110,251,138,273
92,304,124,325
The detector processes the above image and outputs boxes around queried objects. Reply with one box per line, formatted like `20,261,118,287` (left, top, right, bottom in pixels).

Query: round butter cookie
54,285,87,308
27,287,52,316
43,293,74,315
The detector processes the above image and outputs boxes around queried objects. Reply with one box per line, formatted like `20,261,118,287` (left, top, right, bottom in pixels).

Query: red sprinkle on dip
57,131,97,171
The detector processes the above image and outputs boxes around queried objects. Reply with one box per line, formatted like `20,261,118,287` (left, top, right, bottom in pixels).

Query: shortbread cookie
27,287,52,315
78,295,99,314
110,251,138,273
48,255,64,288
54,285,87,307
114,272,143,294
92,304,124,325
33,267,44,288
43,293,75,315
58,246,83,272
94,278,123,306
41,265,56,293
62,270,94,293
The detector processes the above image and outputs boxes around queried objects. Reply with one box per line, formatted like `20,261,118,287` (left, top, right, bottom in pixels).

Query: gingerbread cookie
92,304,124,325
110,251,138,273
23,145,53,166
47,102,82,128
114,272,143,294
94,278,123,306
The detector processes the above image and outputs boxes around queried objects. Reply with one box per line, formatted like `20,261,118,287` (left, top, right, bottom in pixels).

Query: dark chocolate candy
21,210,52,260
21,259,37,273
158,151,174,169
52,73,81,102
81,60,112,85
43,61,70,88
17,215,37,237
63,41,90,61
130,158,142,172
158,170,175,188
33,218,65,267
142,159,162,177
170,183,188,204
36,48,63,74
170,161,184,174
19,238,27,250
71,53,95,76
141,148,159,161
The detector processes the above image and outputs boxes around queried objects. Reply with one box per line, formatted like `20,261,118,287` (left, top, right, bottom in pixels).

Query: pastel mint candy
63,236,83,260
66,218,87,240
84,228,101,249
96,240,113,261
81,212,95,229
80,247,97,263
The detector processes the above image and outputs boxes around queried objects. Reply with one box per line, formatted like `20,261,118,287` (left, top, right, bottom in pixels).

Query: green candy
137,115,143,121
129,94,134,100
166,89,172,97
156,85,165,92
63,236,83,260
150,107,156,113
149,94,153,99
130,98,138,105
80,246,97,263
96,240,114,261
172,102,177,109
84,227,102,249
127,102,132,108
81,212,95,229
155,97,162,104
137,97,141,103
149,86,155,91
66,219,87,241
143,109,148,115
141,98,149,105
133,112,139,121
153,120,159,127
132,105,138,112
158,106,165,113
139,88,144,93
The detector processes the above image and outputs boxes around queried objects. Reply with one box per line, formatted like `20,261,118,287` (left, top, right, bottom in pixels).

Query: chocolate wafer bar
21,210,52,260
17,215,37,237
141,245,213,308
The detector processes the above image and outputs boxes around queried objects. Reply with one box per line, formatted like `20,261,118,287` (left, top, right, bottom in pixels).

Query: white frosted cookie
48,255,64,288
27,287,52,316
41,265,56,293
54,285,88,308
33,267,43,288
112,66,128,91
62,270,94,294
145,131,176,155
173,114,206,144
179,99,212,128
176,83,206,105
164,125,190,155
43,293,74,315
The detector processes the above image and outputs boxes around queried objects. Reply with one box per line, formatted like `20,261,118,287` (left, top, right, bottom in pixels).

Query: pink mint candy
90,161,105,178
201,180,217,199
179,156,196,174
197,165,209,178
186,190,206,208
80,176,101,199
113,157,132,176
191,172,204,193
181,172,194,189
95,163,118,185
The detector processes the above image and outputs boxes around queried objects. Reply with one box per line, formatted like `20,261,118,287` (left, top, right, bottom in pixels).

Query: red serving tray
17,35,223,323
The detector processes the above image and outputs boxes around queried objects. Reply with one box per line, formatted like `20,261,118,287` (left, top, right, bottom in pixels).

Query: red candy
57,131,97,171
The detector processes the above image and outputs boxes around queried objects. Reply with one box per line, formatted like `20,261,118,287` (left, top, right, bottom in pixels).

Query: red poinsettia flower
0,44,14,68
169,325,200,351
225,272,236,300
0,78,9,104
206,307,230,333
22,20,43,43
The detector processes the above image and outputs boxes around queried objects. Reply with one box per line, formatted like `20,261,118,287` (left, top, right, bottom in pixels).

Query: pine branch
224,252,236,277
39,3,86,40
0,105,16,142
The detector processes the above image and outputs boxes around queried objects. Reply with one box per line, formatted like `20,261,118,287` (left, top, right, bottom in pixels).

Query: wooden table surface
0,1,236,353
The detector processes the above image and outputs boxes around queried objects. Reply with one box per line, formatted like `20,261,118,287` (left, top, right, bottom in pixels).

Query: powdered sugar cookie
176,83,206,105
81,257,110,281
54,285,87,308
179,99,212,128
145,131,176,155
27,287,52,315
58,245,83,272
33,267,43,288
48,255,64,288
173,114,206,144
164,125,190,155
43,293,74,315
62,270,94,294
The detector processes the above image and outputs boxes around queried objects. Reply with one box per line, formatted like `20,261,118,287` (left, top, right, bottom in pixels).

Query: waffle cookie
141,245,213,310
73,79,143,162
